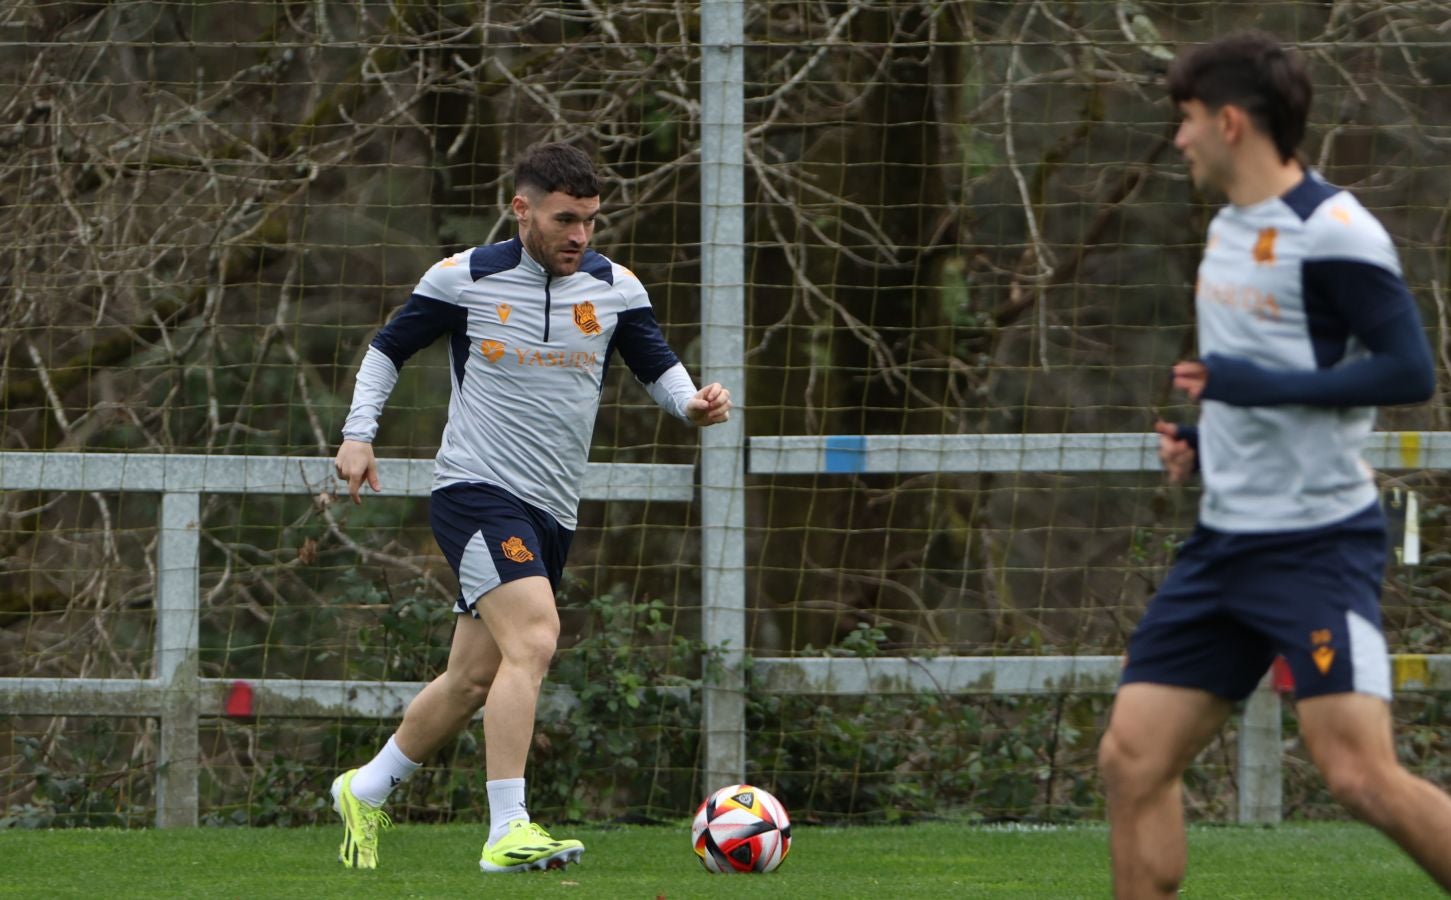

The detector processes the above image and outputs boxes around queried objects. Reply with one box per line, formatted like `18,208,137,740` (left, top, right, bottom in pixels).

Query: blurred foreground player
1098,32,1450,898
330,142,731,873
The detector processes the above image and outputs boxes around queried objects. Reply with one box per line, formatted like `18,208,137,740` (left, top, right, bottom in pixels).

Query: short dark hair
1168,31,1311,162
513,142,601,198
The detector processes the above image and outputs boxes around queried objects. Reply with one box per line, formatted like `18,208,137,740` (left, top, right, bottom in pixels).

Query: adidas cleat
479,820,585,873
331,769,392,869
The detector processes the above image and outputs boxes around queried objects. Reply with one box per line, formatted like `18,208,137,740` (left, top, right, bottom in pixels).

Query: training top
342,237,698,529
1190,171,1433,533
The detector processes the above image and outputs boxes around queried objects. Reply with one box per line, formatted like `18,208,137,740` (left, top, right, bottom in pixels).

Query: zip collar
516,238,549,279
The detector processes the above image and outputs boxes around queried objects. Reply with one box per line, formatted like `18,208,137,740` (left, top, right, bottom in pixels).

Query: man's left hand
1171,360,1209,402
686,383,732,426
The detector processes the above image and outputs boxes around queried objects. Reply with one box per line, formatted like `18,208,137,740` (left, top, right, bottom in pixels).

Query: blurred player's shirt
343,237,695,528
1193,172,1422,532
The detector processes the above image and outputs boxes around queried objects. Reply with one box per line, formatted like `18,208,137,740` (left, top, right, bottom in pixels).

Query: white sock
350,735,421,807
486,778,529,845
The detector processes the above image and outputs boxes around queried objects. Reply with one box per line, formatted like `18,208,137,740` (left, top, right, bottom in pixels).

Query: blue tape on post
823,435,868,473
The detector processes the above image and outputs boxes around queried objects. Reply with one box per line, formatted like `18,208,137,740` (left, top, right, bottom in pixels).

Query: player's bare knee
1100,726,1176,799
1098,728,1143,791
1098,729,1126,784
1319,757,1395,825
506,625,559,676
443,668,493,709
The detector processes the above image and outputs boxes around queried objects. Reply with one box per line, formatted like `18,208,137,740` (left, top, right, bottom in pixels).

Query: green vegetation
0,822,1441,899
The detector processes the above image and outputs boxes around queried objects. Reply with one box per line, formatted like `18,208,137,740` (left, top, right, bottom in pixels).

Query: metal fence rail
746,431,1451,475
4,443,1446,826
0,453,694,827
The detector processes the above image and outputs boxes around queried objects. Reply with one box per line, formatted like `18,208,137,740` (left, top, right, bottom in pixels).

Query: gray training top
1192,172,1433,533
342,237,698,529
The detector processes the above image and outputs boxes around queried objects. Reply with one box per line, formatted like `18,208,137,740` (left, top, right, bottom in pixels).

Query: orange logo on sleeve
480,339,506,363
573,301,602,335
438,253,462,268
1330,205,1352,226
497,303,512,324
1252,228,1277,265
500,536,535,563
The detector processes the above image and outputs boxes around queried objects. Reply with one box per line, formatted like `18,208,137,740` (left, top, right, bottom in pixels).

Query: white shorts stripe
458,530,502,611
1347,608,1391,701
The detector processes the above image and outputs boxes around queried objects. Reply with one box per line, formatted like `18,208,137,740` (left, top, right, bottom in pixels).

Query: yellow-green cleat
479,820,585,873
330,769,392,869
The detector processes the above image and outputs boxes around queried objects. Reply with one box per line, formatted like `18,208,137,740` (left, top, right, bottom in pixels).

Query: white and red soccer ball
691,783,792,873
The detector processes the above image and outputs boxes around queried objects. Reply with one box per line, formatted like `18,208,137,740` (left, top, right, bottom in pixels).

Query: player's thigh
1103,683,1233,782
474,575,560,664
1122,525,1276,703
444,612,503,686
1296,692,1397,779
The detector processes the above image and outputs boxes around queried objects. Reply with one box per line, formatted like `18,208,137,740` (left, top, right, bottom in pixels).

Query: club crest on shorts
573,301,602,335
1311,628,1335,675
500,536,535,563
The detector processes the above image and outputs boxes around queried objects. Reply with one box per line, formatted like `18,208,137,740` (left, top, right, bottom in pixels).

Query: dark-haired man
1098,31,1451,898
329,142,731,873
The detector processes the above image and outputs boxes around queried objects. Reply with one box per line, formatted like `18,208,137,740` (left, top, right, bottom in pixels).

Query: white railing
4,439,1446,826
0,452,694,827
744,430,1450,825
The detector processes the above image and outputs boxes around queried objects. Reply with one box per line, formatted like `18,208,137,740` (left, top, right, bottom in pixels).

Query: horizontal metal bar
4,654,1447,717
752,653,1451,695
0,678,165,716
750,434,1156,475
752,656,1125,694
0,677,690,720
211,678,426,720
0,454,695,502
747,432,1451,475
202,678,692,719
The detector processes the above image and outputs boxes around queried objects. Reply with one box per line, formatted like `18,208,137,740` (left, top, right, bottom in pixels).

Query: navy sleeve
1200,262,1434,407
609,307,680,384
370,293,468,370
1174,424,1200,456
1169,423,1201,474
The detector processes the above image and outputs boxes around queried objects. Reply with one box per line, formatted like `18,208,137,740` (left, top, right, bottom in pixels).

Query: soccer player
1098,32,1451,898
328,142,732,873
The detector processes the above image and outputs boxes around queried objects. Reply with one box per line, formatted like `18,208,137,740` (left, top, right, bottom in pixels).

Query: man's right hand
1153,421,1196,485
335,439,381,505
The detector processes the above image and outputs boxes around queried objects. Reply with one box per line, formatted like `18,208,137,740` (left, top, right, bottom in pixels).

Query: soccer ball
691,783,792,873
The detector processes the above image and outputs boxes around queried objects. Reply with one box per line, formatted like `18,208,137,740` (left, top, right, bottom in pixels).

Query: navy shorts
1122,502,1391,702
429,482,573,616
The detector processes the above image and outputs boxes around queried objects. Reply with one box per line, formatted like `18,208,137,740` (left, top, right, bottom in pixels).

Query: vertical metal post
156,491,201,827
699,0,747,789
1237,679,1283,823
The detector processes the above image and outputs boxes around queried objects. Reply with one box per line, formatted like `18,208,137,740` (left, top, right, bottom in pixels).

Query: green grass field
1,821,1442,898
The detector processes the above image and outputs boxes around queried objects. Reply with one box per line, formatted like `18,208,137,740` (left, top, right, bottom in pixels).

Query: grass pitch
0,820,1441,898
